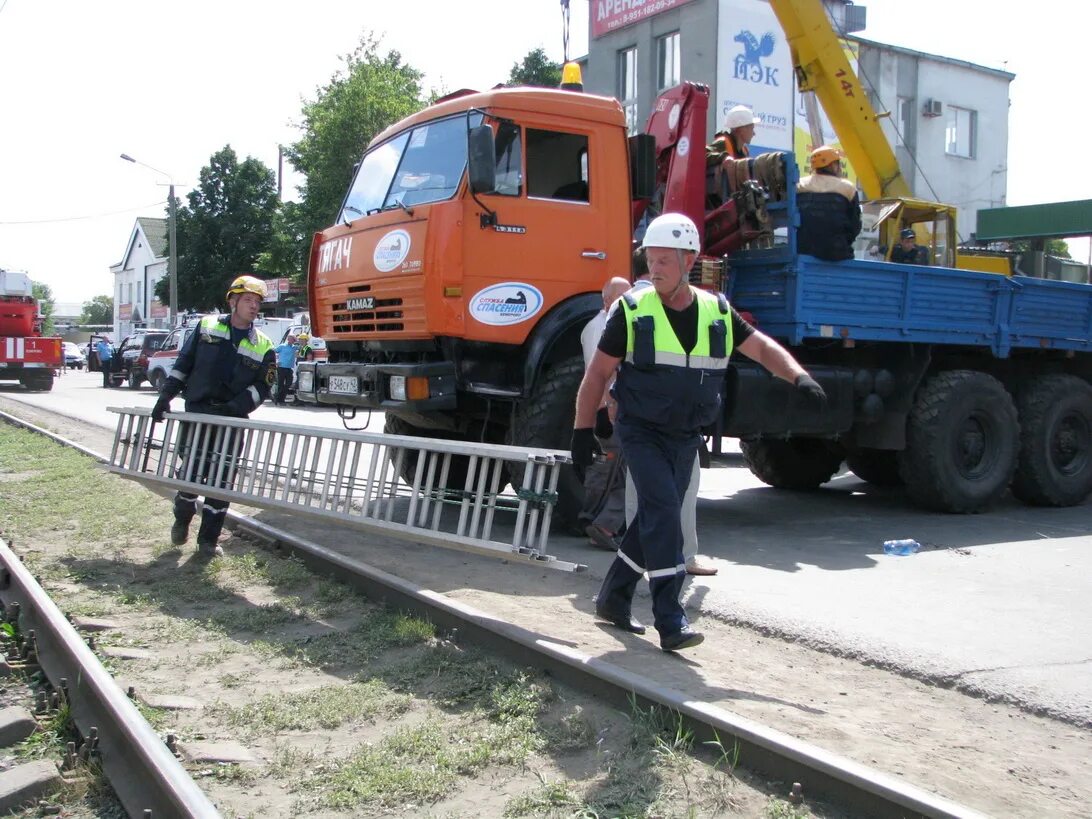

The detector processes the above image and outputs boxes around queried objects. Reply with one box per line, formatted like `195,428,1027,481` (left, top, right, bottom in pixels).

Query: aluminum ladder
106,408,583,572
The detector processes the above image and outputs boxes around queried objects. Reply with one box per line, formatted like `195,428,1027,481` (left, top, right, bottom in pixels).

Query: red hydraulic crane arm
642,82,710,234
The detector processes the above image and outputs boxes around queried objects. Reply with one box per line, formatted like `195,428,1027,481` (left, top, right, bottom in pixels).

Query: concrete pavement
4,370,1090,724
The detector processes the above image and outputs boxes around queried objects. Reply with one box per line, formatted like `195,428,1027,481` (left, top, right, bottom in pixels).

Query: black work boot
170,516,192,547
172,493,197,546
195,512,225,559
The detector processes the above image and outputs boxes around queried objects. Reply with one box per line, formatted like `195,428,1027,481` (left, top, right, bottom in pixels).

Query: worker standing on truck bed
571,213,827,652
796,145,862,261
711,104,760,159
152,275,276,559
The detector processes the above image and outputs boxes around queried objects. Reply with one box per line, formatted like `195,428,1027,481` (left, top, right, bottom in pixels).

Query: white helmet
723,104,760,131
641,213,701,252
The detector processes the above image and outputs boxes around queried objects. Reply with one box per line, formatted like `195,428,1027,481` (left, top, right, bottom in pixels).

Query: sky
1,0,1089,307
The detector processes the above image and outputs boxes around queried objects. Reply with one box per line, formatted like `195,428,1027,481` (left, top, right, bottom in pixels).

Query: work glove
151,395,171,423
570,427,602,469
594,406,614,440
794,373,827,409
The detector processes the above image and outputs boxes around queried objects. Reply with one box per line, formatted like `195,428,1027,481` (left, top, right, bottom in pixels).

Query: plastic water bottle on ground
883,539,920,556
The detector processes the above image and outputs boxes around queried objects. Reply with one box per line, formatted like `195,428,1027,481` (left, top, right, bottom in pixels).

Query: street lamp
120,153,179,328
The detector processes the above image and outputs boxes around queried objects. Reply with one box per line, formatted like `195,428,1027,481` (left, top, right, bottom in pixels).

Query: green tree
155,146,279,311
508,47,561,88
31,282,55,335
280,35,425,271
255,200,308,281
1011,238,1071,258
80,295,113,325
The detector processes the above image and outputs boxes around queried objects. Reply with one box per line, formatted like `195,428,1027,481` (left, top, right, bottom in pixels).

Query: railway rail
0,407,985,818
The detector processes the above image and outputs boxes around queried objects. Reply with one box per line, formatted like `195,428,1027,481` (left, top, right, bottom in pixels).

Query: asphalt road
5,369,1091,725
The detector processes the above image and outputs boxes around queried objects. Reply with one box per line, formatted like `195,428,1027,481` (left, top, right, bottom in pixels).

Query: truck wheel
740,438,843,489
383,414,471,492
506,355,586,528
845,448,903,487
1011,375,1092,507
128,371,141,390
898,370,1018,512
20,372,54,392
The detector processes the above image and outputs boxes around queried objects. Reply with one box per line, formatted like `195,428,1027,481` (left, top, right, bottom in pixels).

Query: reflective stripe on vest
620,287,733,369
199,315,274,361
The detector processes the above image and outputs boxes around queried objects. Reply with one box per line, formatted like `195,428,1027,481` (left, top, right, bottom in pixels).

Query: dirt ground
3,395,1091,818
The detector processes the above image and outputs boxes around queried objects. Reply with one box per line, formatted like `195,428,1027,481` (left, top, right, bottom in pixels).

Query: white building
582,0,1013,237
109,217,169,338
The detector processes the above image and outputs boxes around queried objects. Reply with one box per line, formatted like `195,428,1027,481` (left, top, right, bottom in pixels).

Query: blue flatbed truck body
708,153,1092,511
727,251,1092,358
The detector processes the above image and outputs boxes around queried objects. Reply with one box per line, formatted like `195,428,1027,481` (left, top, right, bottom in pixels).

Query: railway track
0,407,985,818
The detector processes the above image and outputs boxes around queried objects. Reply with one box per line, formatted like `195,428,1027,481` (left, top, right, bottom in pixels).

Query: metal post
168,184,179,328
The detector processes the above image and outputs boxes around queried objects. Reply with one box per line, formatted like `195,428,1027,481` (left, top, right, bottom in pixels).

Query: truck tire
19,372,54,392
1011,375,1092,507
128,371,142,390
845,448,903,487
898,370,1018,513
740,438,843,490
506,354,585,528
383,414,471,493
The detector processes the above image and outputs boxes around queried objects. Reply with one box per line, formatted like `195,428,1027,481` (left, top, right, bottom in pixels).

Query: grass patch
217,679,411,735
0,427,162,546
208,601,302,633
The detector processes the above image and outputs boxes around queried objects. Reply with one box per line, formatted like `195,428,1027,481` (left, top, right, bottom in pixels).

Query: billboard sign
716,0,793,151
592,0,698,39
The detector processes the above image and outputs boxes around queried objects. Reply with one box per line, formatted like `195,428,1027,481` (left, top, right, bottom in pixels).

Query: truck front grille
331,298,405,333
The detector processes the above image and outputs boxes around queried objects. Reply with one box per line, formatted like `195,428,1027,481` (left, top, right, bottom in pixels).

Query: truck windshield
340,114,482,222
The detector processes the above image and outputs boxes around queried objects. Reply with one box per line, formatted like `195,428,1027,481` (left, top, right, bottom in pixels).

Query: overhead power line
0,200,168,226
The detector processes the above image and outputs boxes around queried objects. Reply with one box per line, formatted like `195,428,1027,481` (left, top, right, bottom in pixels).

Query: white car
62,341,86,370
145,324,199,391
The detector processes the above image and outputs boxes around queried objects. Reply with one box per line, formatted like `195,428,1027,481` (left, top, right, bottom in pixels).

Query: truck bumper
296,361,457,412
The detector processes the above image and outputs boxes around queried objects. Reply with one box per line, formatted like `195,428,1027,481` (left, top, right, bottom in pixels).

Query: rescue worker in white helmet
152,275,277,559
710,104,760,159
571,213,826,651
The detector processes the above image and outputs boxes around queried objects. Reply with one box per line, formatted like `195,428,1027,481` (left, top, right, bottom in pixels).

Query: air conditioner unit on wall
923,99,943,117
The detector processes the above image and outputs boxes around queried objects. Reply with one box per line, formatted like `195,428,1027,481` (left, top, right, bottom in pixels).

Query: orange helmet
226,275,268,301
810,145,844,171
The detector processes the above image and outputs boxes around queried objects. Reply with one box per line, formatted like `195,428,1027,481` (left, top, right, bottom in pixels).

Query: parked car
116,331,169,389
62,342,86,370
145,322,201,392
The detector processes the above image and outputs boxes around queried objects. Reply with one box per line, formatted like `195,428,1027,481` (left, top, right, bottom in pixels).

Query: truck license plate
327,375,359,395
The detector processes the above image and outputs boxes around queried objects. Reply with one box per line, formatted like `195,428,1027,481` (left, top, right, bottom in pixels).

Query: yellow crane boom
770,0,912,201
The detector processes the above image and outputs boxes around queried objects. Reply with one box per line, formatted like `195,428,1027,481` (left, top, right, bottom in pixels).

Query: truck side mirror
628,134,656,200
467,125,497,194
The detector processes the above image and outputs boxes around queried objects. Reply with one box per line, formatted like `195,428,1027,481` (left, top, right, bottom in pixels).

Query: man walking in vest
152,275,276,558
571,213,826,651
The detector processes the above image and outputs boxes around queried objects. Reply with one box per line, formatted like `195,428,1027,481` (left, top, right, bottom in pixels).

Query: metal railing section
106,408,582,572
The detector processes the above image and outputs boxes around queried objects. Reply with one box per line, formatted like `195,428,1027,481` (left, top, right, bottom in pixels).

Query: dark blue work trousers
597,418,700,637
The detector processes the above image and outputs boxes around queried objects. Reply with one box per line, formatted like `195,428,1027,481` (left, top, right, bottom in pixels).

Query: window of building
896,97,912,147
657,31,680,91
945,106,976,158
136,281,142,306
619,47,638,134
526,129,590,202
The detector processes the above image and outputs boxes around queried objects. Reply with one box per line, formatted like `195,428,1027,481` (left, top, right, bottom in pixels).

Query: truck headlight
389,375,406,401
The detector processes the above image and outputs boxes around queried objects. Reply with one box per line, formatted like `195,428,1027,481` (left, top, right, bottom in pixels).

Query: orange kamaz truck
297,83,696,522
297,71,1092,521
